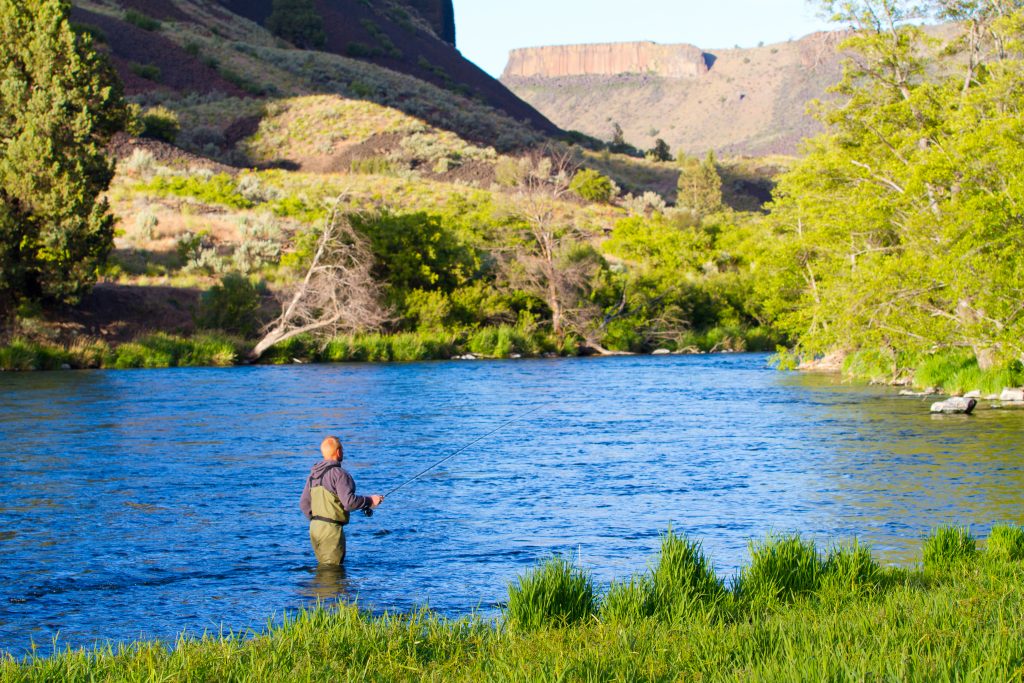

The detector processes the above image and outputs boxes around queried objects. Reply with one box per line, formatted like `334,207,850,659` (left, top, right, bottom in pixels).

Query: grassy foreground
3,526,1024,681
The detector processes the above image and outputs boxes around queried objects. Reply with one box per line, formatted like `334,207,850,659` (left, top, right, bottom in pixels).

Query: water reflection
302,565,351,603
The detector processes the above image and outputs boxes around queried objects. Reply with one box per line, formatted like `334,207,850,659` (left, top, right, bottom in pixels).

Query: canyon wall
503,42,709,79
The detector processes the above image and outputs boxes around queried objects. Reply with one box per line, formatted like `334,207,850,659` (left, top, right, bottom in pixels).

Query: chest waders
308,464,348,565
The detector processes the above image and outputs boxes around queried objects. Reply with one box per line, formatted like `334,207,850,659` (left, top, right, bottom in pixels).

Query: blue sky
451,0,837,77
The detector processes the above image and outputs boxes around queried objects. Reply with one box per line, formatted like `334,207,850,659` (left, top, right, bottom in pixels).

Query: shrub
923,526,977,568
121,149,157,178
649,530,725,621
506,556,595,630
569,169,617,203
622,191,667,216
129,62,161,82
124,10,161,31
140,107,180,144
132,211,158,241
266,0,325,49
737,533,822,606
196,274,263,337
986,525,1024,562
146,174,254,209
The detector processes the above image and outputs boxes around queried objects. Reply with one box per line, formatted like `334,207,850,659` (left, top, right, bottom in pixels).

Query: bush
124,10,161,31
986,525,1024,562
569,169,617,203
146,174,254,209
129,62,161,82
196,274,263,337
737,533,822,606
506,556,595,630
266,0,325,49
140,106,180,143
923,526,977,568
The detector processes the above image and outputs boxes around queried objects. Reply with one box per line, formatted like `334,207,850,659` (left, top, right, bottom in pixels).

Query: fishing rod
363,403,549,516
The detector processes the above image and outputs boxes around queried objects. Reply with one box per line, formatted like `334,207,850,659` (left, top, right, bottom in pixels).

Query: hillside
71,0,557,144
502,33,848,157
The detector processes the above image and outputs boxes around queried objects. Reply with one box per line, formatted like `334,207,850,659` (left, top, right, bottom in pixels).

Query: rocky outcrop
404,0,456,45
503,42,708,79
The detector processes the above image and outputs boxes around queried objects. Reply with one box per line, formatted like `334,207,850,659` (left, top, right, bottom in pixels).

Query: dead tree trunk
249,200,388,361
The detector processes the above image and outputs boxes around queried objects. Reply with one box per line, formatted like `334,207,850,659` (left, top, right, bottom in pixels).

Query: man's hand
369,495,384,508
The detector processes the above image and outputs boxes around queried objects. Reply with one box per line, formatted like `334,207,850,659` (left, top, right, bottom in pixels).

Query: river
1,354,1021,654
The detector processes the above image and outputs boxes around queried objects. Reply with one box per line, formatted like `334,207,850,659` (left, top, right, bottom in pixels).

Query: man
299,436,383,565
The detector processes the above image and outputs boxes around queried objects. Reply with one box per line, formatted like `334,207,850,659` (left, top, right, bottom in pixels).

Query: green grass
5,526,1024,680
505,556,596,630
923,525,977,568
987,524,1024,562
736,533,823,607
0,334,240,371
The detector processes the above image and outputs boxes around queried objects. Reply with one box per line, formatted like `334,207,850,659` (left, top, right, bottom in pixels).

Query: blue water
1,354,1022,654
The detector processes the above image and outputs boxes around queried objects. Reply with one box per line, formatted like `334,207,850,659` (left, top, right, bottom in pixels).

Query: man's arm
299,477,312,519
330,468,372,512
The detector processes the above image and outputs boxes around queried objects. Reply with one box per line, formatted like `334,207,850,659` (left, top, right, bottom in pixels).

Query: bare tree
249,199,389,360
498,148,605,343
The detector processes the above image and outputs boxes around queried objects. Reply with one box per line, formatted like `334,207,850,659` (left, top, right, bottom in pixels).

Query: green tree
0,0,129,315
677,151,722,217
762,1,1024,369
647,138,673,162
266,0,326,50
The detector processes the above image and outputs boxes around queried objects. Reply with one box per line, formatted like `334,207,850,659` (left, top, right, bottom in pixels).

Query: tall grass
505,556,595,630
5,526,1024,680
649,530,726,621
986,524,1024,562
923,525,977,568
736,533,822,606
0,334,238,371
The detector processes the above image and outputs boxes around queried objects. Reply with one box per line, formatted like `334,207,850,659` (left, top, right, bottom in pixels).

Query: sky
451,0,838,77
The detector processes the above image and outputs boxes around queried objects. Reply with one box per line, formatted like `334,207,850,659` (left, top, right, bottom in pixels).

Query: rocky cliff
504,42,709,79
502,32,850,156
404,0,456,46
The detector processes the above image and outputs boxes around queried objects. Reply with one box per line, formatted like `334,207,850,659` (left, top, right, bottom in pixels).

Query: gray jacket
299,460,371,519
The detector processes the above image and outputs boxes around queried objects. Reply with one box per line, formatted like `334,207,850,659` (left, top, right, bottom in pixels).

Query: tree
499,153,605,342
677,151,722,217
647,138,673,162
0,0,129,316
266,0,326,50
250,201,389,360
761,0,1024,369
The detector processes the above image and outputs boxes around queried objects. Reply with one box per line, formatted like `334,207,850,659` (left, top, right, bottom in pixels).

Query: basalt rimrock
503,26,959,156
502,33,848,157
503,42,710,79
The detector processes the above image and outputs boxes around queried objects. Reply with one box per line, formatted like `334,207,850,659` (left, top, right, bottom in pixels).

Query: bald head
320,436,343,461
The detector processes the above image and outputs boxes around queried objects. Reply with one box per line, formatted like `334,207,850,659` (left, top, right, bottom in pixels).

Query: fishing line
365,402,550,514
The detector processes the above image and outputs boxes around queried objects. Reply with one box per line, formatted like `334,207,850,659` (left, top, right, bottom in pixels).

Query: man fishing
299,436,383,565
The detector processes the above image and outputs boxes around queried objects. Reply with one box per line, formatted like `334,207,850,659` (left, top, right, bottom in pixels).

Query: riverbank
0,324,778,371
4,526,1023,681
